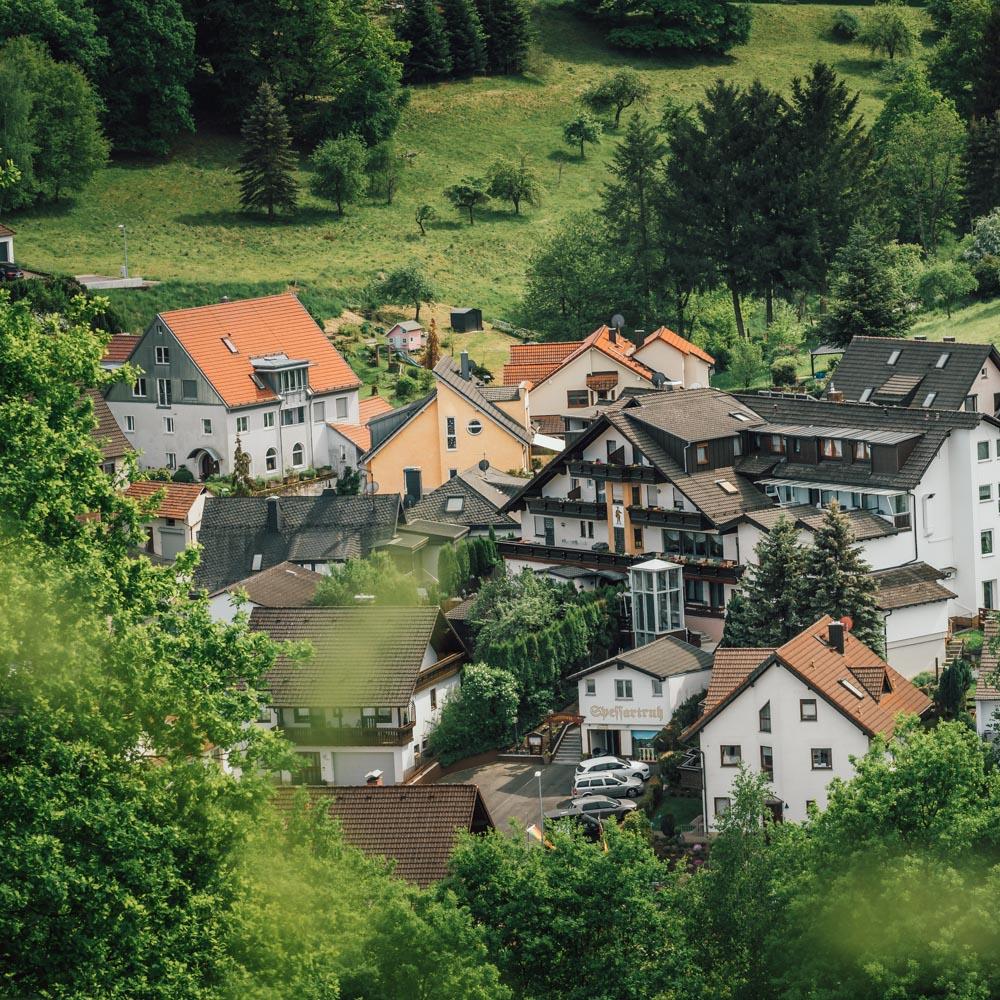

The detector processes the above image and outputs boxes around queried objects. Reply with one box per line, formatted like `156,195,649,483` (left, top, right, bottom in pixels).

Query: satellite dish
611,314,626,330
651,372,667,388
364,479,380,496
478,458,490,472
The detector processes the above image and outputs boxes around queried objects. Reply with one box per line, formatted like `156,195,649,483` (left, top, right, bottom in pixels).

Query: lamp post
117,224,128,278
534,769,544,840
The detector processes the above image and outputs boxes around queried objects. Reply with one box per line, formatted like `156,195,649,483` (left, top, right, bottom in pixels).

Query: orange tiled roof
159,294,359,409
636,326,715,365
103,333,140,364
125,480,205,520
701,648,775,717
502,341,580,386
328,422,371,452
359,395,394,422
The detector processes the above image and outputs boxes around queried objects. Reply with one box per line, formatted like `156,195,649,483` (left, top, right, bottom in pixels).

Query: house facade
386,320,425,353
326,393,394,478
683,617,932,827
975,615,1000,742
250,606,465,785
0,223,13,263
124,480,207,560
105,294,361,481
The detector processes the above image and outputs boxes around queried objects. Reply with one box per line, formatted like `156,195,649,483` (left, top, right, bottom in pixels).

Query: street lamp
117,224,128,279
534,769,544,840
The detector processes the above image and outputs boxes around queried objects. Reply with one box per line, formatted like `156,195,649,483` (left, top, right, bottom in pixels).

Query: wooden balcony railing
280,720,415,747
527,496,606,520
627,505,708,531
567,460,658,484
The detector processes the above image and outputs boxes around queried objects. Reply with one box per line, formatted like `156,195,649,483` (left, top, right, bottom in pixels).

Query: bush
395,375,415,400
171,466,195,483
831,9,861,39
660,813,676,838
144,467,173,482
301,467,316,480
770,357,798,388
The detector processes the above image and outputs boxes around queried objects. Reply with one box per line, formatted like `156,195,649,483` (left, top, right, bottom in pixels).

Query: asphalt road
444,760,578,833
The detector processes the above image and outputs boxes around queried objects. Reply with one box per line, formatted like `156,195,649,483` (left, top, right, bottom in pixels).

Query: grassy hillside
12,3,933,331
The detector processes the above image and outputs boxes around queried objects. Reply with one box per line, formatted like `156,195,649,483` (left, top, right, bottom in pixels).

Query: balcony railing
280,720,415,747
627,505,709,531
527,496,606,520
567,460,658,484
499,539,636,571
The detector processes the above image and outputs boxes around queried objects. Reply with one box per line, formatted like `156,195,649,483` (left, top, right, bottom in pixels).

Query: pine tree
720,516,807,647
424,317,441,369
971,0,1000,121
477,0,531,75
801,502,885,655
399,0,452,83
238,82,298,220
966,112,1000,220
935,655,974,719
440,0,487,77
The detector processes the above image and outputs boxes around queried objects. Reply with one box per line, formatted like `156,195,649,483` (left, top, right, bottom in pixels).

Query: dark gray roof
870,562,956,610
367,393,436,453
623,387,763,442
481,385,521,402
406,472,518,529
194,493,401,592
251,605,462,707
830,336,1000,411
215,560,324,603
433,356,533,444
739,503,900,541
567,634,713,681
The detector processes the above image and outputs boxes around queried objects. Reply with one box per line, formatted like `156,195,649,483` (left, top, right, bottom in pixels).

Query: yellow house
364,354,532,500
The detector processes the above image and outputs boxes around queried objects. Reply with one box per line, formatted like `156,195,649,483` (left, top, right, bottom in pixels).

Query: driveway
443,759,577,833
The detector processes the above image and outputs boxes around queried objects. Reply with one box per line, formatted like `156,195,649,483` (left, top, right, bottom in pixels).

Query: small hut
450,307,482,333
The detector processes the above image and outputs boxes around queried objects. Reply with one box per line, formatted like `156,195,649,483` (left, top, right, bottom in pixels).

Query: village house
124,480,207,561
250,605,465,785
683,616,932,827
88,388,133,480
385,320,425,353
101,334,141,371
206,560,324,623
325,393,394,477
104,293,361,481
0,223,14,264
363,354,532,501
403,463,524,537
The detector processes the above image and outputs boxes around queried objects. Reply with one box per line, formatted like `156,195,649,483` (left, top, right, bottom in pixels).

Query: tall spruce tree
801,502,884,655
238,82,298,220
399,0,453,83
721,516,807,647
477,0,531,75
440,0,487,77
971,0,1000,120
966,111,1000,218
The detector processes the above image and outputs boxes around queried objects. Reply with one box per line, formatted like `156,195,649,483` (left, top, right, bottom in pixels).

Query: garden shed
450,307,482,333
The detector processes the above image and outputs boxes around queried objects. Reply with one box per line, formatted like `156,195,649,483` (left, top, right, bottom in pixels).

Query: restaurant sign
589,704,665,722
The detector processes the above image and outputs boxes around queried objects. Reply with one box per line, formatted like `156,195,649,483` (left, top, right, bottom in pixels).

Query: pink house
386,320,425,353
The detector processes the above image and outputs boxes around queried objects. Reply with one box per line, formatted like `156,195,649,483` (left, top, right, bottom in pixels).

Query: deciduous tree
366,140,404,204
581,68,651,127
486,156,542,214
444,175,491,223
861,3,914,61
562,112,603,159
310,134,367,215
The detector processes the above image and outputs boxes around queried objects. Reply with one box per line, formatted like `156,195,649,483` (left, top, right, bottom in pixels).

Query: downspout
908,490,918,564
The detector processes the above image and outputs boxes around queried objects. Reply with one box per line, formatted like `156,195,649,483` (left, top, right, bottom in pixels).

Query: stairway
945,636,965,662
552,725,583,765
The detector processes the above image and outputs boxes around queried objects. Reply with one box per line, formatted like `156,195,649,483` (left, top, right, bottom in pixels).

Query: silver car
575,754,651,782
545,795,638,824
572,771,644,799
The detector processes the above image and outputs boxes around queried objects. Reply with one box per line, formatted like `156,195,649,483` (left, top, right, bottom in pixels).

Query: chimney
828,389,844,403
460,351,471,380
828,620,845,655
609,328,618,345
365,769,384,786
943,336,956,343
266,495,282,534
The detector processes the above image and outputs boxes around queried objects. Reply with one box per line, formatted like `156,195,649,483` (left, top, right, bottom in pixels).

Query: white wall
884,601,949,678
631,339,712,389
976,697,1000,739
527,348,653,417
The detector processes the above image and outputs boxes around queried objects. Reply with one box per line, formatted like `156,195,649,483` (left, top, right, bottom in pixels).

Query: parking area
443,759,578,833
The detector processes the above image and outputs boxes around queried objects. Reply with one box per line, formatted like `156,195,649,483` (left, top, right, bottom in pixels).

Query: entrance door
543,517,555,545
199,453,215,480
404,468,422,502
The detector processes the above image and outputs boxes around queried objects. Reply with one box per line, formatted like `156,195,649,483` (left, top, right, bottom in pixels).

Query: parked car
575,755,651,782
572,772,644,798
545,795,637,825
0,261,24,281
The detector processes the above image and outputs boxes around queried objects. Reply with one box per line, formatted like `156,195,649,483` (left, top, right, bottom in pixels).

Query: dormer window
853,441,871,460
279,367,308,393
819,438,843,460
887,349,901,365
936,352,951,369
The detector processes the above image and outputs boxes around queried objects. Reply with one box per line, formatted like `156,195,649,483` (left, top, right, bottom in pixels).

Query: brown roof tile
502,341,579,386
87,388,132,460
328,421,371,452
102,333,140,364
221,560,323,605
700,648,775,717
358,395,394,422
871,562,957,611
125,480,206,519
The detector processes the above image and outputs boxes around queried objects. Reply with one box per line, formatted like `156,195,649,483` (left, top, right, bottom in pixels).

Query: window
236,415,248,433
984,579,996,610
313,402,325,423
165,452,176,470
982,529,994,555
981,484,993,502
446,416,457,450
281,406,305,426
156,378,172,407
614,679,633,700
936,352,951,369
695,442,709,466
293,708,311,723
708,581,725,608
448,469,458,478
278,367,308,393
265,448,277,472
887,349,901,365
202,418,212,435
800,699,817,721
430,688,437,710
467,418,483,435
651,678,663,697
163,417,175,434
443,496,464,514
155,346,170,364
335,397,348,420
533,516,545,537
263,411,275,428
291,443,304,467
859,387,873,403
222,336,238,354
567,389,589,408
714,797,731,818
580,520,594,539
853,441,870,461
820,437,843,459
760,745,774,779
966,394,979,412
811,747,833,770
633,526,643,548
922,391,937,408
182,379,197,399
131,378,147,399
767,434,785,454
979,441,991,461
585,678,596,696
125,415,135,432
720,745,742,767
759,701,771,733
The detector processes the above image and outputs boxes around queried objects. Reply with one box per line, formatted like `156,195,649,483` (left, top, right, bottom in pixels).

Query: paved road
445,760,578,833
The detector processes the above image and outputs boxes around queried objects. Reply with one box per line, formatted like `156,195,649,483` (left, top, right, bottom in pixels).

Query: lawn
10,3,934,335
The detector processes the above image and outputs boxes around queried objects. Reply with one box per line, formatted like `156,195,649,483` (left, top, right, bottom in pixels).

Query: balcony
567,460,658,484
527,496,606,520
667,555,743,582
280,720,415,747
498,539,636,572
627,505,709,531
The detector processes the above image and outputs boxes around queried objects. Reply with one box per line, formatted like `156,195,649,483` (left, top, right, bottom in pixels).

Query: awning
532,432,565,451
186,446,223,461
586,372,619,391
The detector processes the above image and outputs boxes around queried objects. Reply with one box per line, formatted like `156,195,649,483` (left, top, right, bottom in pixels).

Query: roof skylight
839,678,865,699
730,411,751,422
887,350,901,365
445,496,465,513
922,391,937,407
936,352,951,369
222,336,238,354
859,387,873,402
716,479,739,495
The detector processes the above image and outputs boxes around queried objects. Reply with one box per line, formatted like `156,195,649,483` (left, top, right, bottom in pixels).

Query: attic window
250,373,266,390
445,496,465,513
922,391,937,408
251,553,263,572
839,678,866,699
935,352,951,369
887,350,901,366
222,336,238,354
715,479,739,495
859,387,873,403
730,411,750,422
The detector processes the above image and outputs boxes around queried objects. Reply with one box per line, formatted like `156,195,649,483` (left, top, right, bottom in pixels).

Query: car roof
572,795,618,805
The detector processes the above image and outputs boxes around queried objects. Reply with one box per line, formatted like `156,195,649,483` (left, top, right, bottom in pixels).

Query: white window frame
163,417,175,434
313,401,325,423
335,396,348,420
263,411,275,428
236,415,249,434
165,452,177,470
156,378,171,407
445,416,457,451
291,443,305,468
132,378,147,398
651,678,663,697
125,415,135,432
614,678,633,700
585,678,596,696
265,448,277,472
467,418,483,436
980,484,992,503
202,418,213,435
982,529,994,556
155,346,170,365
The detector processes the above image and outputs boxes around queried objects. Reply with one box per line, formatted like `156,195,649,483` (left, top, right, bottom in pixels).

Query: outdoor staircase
945,636,965,662
552,725,583,765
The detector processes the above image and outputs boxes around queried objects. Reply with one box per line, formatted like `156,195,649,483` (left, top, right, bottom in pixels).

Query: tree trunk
580,141,585,159
729,279,746,340
765,285,774,326
417,219,426,236
415,301,422,321
267,200,275,221
467,205,474,224
513,197,520,215
615,105,623,127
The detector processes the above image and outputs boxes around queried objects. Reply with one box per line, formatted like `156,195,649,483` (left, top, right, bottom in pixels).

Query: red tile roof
87,388,132,460
535,326,655,389
700,647,775,716
502,341,579,386
976,615,1000,701
125,480,206,519
359,395,394,422
103,333,140,364
159,294,359,408
636,326,715,365
328,421,371,452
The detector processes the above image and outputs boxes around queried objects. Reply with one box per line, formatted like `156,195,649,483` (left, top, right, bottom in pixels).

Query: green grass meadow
11,3,936,334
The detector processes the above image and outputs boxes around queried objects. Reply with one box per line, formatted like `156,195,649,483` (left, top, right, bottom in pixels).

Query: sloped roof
625,387,763,443
328,421,372,452
158,294,359,409
216,560,323,605
0,223,14,237
434,356,532,444
567,634,713,681
871,562,956,610
502,341,580,386
358,395,394,423
194,493,400,592
388,320,423,333
635,326,715,365
272,784,493,886
251,605,461,707
405,469,518,529
529,326,655,391
976,615,1000,701
831,336,999,411
102,333,140,364
739,503,900,541
125,480,205,519
87,388,132,460
700,648,775,717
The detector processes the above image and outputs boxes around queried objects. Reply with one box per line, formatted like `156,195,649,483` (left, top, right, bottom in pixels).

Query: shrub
171,466,195,483
395,375,415,400
144,467,173,482
770,357,798,388
660,812,676,838
301,467,317,480
831,9,861,40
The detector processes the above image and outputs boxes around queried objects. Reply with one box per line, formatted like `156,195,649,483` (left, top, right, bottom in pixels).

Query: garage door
159,528,187,560
333,751,397,785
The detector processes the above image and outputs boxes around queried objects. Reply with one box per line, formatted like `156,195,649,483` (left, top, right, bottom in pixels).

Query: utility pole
117,224,129,278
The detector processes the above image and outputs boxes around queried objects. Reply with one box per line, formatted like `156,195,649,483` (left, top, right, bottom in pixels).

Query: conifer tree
440,0,487,77
477,0,531,75
720,516,807,647
399,0,453,83
965,111,1000,219
424,317,441,369
971,0,1000,121
231,436,253,496
802,501,885,655
238,82,298,220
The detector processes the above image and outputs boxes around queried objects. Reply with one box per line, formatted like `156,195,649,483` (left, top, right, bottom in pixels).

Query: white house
207,559,324,623
683,616,932,828
124,480,207,560
630,326,714,390
568,633,713,760
105,293,361,482
975,614,1000,741
386,320,425,353
249,605,465,785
